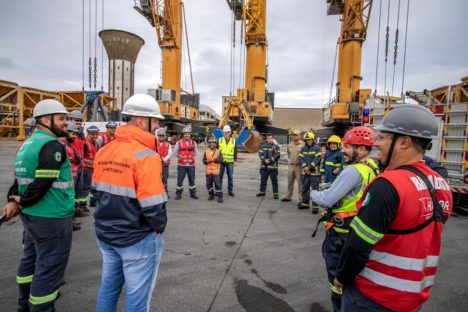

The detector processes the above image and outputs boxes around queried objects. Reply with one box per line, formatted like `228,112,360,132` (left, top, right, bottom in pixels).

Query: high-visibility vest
60,139,80,180
205,149,221,175
15,130,75,218
354,162,453,312
218,137,235,163
83,138,98,170
158,141,171,167
178,139,195,166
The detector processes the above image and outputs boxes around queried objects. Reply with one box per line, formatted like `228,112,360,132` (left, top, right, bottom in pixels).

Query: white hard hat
24,117,36,127
33,99,68,118
68,110,83,120
223,125,231,132
156,128,166,136
122,94,165,119
182,125,192,133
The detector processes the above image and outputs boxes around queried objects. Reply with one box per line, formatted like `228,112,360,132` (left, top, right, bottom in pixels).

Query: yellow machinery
218,0,274,152
322,0,373,128
134,0,199,122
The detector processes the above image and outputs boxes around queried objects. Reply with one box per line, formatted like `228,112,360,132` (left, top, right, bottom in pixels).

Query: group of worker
1,92,454,312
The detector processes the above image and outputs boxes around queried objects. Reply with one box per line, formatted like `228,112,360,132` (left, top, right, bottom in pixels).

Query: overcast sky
1,0,466,114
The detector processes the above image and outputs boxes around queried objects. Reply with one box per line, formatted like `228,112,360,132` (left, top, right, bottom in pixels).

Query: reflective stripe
135,149,157,159
138,193,168,207
94,182,136,198
35,169,60,178
17,178,35,185
29,289,59,305
325,161,341,167
189,185,197,189
333,227,349,234
369,250,439,271
359,268,435,293
51,181,74,189
176,186,183,190
350,216,383,245
16,274,33,284
329,282,342,295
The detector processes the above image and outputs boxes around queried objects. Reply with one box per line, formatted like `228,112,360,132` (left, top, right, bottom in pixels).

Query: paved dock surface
1,140,467,311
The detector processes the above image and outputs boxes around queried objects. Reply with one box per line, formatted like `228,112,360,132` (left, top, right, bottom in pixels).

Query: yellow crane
134,0,199,125
322,0,373,130
217,0,274,152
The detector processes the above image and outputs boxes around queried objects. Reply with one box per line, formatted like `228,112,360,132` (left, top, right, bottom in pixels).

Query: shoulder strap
387,165,447,235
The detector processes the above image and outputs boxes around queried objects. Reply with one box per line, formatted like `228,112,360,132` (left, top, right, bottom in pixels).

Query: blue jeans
96,233,165,312
220,162,234,193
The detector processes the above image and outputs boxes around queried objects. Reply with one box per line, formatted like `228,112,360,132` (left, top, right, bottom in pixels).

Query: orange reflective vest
205,149,221,175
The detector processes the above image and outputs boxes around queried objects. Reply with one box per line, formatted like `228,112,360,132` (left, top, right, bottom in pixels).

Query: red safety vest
99,132,114,147
83,138,98,171
355,162,453,312
60,138,79,180
72,136,85,168
205,149,220,175
177,139,195,166
158,141,171,167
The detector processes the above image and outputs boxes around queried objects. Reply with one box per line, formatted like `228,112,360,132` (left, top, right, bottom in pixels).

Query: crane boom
323,0,373,128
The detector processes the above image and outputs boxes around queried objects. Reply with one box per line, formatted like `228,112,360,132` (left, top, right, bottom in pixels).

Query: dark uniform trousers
82,169,96,206
74,167,84,208
162,166,169,193
17,215,72,311
259,168,278,195
206,174,222,198
301,174,321,206
176,165,197,195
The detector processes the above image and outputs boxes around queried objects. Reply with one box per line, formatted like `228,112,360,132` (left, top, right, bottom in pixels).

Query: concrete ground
0,140,467,312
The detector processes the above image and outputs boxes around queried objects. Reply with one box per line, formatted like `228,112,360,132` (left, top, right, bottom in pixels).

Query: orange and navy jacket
92,124,168,247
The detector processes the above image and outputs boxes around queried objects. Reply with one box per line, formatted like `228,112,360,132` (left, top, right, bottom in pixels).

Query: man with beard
334,105,452,312
298,131,322,212
310,126,379,312
3,99,75,312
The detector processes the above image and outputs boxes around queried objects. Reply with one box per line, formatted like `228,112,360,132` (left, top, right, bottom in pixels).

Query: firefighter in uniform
256,133,281,199
311,126,379,312
320,135,344,183
298,131,322,212
334,105,453,312
97,121,117,149
218,125,237,196
157,128,172,195
4,99,74,312
82,125,99,208
67,110,86,215
173,125,198,200
203,137,224,202
92,94,167,311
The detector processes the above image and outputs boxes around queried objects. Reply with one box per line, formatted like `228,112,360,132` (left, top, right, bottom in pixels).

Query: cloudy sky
1,0,466,114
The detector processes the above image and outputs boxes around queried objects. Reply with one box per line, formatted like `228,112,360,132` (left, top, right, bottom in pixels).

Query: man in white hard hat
92,93,167,311
67,110,86,216
173,125,199,200
4,99,75,312
218,125,237,196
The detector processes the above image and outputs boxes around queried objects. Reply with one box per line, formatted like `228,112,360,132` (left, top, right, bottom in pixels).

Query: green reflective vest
332,159,379,214
15,130,75,218
218,137,236,163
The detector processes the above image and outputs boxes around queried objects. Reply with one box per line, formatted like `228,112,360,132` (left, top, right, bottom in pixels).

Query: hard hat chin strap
38,114,60,137
384,134,399,168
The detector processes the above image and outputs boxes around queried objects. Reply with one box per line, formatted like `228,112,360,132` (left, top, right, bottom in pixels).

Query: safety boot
218,197,223,203
190,194,199,200
256,192,265,197
208,194,215,201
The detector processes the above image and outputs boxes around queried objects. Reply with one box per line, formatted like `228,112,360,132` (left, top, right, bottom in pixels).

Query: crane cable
88,0,92,90
82,0,85,91
182,2,195,96
94,0,98,90
401,0,411,99
374,0,383,95
238,16,244,92
231,11,236,96
328,42,339,107
101,0,104,91
391,0,402,96
383,0,391,96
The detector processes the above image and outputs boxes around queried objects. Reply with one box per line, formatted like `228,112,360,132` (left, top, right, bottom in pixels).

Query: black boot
191,194,199,199
175,193,181,200
256,192,265,197
208,194,214,201
218,197,223,203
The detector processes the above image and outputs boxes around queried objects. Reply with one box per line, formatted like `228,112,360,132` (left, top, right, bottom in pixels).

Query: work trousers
74,167,85,208
301,175,320,206
284,164,302,200
341,284,392,312
176,165,196,195
206,174,222,198
162,166,169,193
82,169,96,206
17,215,73,312
219,162,234,193
259,168,278,195
322,229,348,312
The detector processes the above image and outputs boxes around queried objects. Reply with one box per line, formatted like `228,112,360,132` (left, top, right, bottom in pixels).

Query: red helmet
342,126,375,147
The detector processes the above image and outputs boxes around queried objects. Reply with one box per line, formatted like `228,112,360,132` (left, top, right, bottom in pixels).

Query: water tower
99,29,145,112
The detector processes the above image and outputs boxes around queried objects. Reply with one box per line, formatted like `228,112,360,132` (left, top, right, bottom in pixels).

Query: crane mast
134,0,198,121
323,0,373,128
221,0,273,130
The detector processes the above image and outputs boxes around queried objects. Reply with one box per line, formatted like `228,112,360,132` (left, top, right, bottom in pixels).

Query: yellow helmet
303,131,315,140
327,135,341,145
